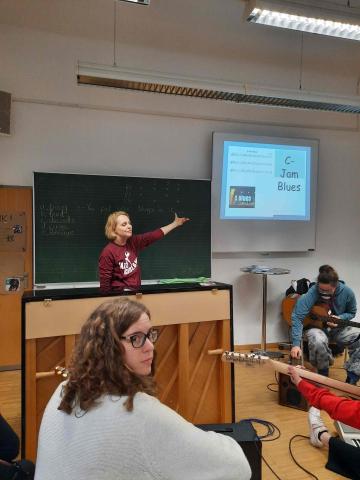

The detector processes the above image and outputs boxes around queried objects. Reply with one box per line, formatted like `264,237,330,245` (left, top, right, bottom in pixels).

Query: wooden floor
0,353,352,479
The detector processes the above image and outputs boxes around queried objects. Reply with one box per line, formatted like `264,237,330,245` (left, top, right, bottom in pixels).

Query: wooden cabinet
0,186,33,368
22,284,234,460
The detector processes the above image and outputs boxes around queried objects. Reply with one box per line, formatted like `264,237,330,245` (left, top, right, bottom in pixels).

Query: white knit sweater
34,383,251,480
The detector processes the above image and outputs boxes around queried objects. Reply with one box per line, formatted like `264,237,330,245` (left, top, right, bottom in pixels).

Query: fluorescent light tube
77,62,360,114
245,0,360,41
118,0,150,5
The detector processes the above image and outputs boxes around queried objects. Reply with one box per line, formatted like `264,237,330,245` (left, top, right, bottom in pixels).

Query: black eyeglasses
120,328,159,348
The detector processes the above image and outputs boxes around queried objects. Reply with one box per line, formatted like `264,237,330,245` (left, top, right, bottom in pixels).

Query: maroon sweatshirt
98,229,164,292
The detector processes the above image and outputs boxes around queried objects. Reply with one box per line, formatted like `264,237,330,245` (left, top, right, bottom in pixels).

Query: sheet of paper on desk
241,265,270,273
269,268,290,275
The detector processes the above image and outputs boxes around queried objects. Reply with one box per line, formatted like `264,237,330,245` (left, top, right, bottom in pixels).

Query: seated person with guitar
290,265,360,385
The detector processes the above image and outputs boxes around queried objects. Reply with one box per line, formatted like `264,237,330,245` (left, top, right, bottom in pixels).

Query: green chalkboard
34,172,211,284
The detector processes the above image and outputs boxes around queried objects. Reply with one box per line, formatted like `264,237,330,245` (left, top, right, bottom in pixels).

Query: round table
241,266,290,358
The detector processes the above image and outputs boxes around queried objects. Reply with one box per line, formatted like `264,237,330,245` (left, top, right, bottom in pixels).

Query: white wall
1,7,360,345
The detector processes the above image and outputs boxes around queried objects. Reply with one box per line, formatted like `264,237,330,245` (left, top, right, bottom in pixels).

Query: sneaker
308,406,328,448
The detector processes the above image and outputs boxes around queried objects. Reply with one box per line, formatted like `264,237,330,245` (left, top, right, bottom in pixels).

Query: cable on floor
267,371,279,392
243,417,281,441
243,418,283,479
243,419,322,479
289,434,319,480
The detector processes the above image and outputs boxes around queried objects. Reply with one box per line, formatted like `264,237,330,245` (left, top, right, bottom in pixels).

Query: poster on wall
0,253,25,294
0,212,26,252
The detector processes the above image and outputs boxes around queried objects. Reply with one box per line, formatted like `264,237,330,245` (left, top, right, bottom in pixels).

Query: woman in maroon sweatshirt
289,365,360,479
98,211,189,292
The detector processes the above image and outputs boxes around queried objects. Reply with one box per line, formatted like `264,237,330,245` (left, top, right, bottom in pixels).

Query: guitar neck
316,315,359,329
219,351,360,398
270,359,360,399
221,351,270,364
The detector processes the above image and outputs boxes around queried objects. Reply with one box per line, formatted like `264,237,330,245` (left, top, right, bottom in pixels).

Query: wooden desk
22,283,234,460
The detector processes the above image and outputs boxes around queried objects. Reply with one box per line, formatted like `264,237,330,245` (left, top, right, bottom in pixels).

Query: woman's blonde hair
105,211,130,240
58,298,156,414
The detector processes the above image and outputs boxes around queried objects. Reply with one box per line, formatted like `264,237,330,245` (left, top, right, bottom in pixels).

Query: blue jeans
304,326,360,377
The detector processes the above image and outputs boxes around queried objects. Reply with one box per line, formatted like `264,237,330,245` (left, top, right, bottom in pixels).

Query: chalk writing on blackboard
34,172,211,284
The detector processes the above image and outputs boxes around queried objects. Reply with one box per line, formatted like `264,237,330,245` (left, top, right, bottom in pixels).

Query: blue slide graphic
220,141,311,221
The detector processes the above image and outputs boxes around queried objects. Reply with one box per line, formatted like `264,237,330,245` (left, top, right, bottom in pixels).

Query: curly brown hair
58,298,156,415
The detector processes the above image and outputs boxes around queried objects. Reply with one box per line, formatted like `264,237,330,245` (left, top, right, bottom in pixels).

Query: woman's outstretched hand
160,214,190,236
288,365,304,387
173,213,190,227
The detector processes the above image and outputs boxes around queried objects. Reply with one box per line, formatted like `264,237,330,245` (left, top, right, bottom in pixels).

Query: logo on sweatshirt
119,251,138,276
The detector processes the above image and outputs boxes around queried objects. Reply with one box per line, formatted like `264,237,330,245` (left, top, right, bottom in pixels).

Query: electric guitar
209,349,360,398
282,295,360,329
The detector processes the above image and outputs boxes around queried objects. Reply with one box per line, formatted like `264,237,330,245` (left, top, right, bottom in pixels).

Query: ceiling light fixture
118,0,150,5
77,62,360,114
244,0,360,41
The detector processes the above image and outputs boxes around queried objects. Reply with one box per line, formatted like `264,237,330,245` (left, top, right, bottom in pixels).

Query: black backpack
0,460,35,479
285,278,311,297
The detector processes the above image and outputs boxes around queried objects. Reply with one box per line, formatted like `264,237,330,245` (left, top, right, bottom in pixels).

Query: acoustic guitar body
282,295,330,329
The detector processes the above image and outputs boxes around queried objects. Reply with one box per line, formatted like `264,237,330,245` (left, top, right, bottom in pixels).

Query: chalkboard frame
33,172,211,285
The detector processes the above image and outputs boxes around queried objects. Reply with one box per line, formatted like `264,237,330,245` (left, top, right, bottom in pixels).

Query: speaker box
278,372,308,411
196,420,262,480
0,91,11,136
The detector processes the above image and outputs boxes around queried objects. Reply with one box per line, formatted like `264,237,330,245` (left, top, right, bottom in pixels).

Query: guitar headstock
222,351,269,364
54,366,68,378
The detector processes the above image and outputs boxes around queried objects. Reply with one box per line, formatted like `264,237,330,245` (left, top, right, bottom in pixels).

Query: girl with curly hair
34,298,251,480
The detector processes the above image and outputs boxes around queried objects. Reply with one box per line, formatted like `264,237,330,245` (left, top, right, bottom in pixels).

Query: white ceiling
0,0,359,55
1,1,360,36
1,0,360,97
0,0,247,45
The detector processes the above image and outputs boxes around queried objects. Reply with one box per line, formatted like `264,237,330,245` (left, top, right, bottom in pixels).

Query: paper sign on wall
0,212,26,252
0,253,25,294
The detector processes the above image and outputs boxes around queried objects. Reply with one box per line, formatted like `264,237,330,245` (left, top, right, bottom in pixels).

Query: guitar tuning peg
54,366,68,378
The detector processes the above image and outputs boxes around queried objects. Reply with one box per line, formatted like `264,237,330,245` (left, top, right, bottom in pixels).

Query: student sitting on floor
289,365,360,480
